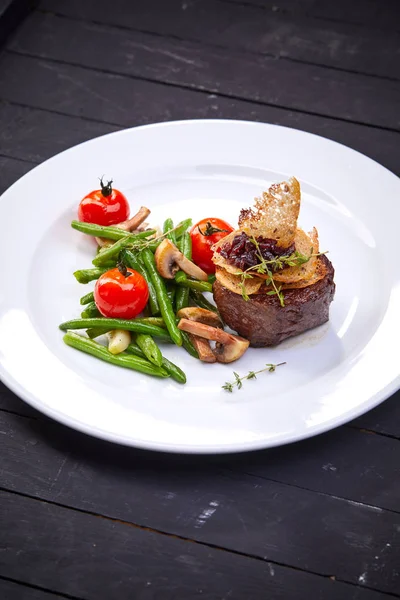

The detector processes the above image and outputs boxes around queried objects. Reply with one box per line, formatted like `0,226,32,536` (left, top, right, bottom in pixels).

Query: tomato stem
198,221,230,236
99,176,113,197
117,260,132,278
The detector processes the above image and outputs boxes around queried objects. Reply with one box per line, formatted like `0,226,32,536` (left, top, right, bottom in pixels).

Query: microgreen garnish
222,362,286,392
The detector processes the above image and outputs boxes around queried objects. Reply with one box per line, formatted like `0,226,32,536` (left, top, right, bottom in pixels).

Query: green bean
92,230,156,267
180,330,199,359
126,343,186,384
189,290,219,314
80,291,95,305
63,332,168,378
86,327,111,339
175,232,192,312
81,302,101,319
121,249,160,315
141,248,182,346
59,318,171,341
86,317,166,339
147,239,162,253
71,220,155,242
74,267,110,284
166,283,176,311
174,218,192,239
163,218,177,246
135,333,163,367
174,271,213,293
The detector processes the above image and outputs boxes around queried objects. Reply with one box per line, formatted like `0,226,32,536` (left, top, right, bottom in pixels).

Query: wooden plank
7,12,400,131
0,101,117,163
0,154,35,195
0,0,36,47
225,0,400,31
351,390,400,438
1,408,399,513
0,578,71,600
1,54,400,180
0,413,399,593
0,490,394,600
312,0,400,31
230,425,400,511
37,0,400,80
0,406,400,518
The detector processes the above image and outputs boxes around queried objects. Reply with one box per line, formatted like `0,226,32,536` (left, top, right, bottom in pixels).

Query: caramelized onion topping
219,232,295,272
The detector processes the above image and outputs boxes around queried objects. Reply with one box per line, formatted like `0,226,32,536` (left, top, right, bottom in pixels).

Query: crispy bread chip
238,176,301,248
212,230,245,275
213,228,320,284
254,228,320,283
262,257,328,291
215,257,327,298
215,266,263,296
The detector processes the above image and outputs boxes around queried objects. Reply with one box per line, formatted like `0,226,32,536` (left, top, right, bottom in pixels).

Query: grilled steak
213,255,335,347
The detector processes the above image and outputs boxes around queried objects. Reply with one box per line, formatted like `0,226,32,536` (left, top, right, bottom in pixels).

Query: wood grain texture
0,101,117,162
225,0,400,31
7,12,400,131
311,0,400,31
37,0,400,80
0,489,395,600
1,53,400,180
0,412,399,593
1,408,399,512
0,578,71,600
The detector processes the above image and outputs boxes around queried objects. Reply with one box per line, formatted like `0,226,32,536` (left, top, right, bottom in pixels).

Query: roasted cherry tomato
78,178,130,226
190,218,234,274
94,266,149,319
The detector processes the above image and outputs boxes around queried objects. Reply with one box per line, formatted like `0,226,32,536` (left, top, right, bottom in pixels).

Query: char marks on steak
213,255,335,347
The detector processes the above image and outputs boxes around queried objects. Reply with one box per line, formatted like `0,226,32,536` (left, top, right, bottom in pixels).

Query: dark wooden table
1,1,399,598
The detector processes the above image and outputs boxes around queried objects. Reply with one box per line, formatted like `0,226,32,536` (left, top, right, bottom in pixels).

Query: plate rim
1,118,399,453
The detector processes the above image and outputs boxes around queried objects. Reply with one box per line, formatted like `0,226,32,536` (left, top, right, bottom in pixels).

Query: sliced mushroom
191,337,216,363
117,206,151,232
177,307,222,328
96,206,151,246
178,319,249,363
177,307,223,363
155,239,208,281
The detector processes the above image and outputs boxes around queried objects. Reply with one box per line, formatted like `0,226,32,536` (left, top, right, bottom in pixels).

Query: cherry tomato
190,218,234,274
78,178,130,226
94,267,149,319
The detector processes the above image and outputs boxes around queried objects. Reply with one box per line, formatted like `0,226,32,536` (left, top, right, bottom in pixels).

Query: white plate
0,120,399,453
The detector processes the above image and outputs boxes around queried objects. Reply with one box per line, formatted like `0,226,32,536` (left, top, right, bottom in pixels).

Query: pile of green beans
63,215,222,383
64,332,168,378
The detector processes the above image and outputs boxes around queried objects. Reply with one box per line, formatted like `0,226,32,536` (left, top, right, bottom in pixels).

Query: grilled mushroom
96,206,151,246
155,239,208,281
177,307,222,363
177,319,249,363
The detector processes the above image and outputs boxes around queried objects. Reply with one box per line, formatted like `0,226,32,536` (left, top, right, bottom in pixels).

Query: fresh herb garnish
236,236,325,306
222,362,286,392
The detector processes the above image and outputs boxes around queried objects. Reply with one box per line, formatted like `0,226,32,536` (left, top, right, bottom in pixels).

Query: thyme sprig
236,236,324,306
222,362,286,392
113,221,192,255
